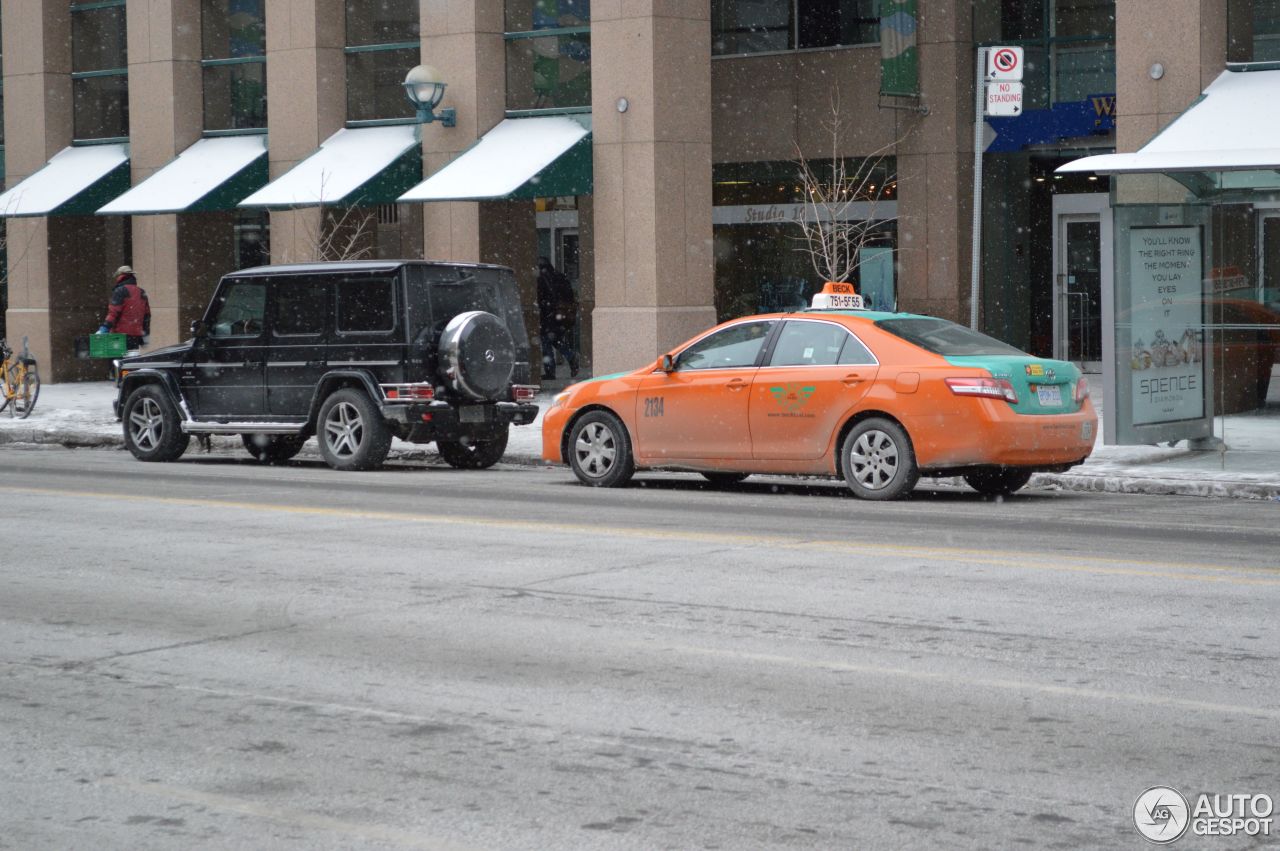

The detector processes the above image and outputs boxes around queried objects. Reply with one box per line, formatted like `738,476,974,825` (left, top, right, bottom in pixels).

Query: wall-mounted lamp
404,64,456,127
1149,63,1165,81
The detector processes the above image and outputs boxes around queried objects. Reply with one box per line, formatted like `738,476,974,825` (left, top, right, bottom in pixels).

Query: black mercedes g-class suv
113,260,539,471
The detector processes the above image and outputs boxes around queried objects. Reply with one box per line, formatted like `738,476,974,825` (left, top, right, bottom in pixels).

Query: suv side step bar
182,422,307,435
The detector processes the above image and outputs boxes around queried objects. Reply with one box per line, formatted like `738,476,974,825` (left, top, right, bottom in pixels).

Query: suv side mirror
660,353,675,373
190,319,208,339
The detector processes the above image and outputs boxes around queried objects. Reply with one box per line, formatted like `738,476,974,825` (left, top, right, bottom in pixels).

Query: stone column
1117,0,1227,154
2,0,77,378
265,0,346,262
127,0,216,349
894,3,972,324
589,4,716,374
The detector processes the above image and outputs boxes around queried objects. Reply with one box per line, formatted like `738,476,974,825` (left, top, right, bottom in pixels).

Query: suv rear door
266,276,331,417
325,273,405,388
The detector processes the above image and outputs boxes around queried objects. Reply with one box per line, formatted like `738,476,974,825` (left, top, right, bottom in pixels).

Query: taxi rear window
876,317,1025,356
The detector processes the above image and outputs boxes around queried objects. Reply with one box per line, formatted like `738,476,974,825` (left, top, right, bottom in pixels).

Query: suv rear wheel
123,385,190,462
437,426,509,470
317,388,391,471
242,433,306,464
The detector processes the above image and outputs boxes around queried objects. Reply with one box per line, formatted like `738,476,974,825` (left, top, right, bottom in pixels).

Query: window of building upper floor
1249,0,1280,60
999,0,1114,110
202,0,267,131
345,0,419,123
711,0,879,57
504,0,591,114
71,0,129,140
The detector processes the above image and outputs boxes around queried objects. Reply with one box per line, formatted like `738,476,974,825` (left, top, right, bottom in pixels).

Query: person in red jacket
98,265,151,349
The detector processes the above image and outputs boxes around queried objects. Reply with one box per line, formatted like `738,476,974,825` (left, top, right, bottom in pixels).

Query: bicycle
0,336,40,418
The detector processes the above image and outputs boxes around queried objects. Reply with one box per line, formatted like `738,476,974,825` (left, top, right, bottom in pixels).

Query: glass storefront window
505,33,592,112
235,209,270,270
712,0,878,56
345,1,418,121
998,0,1114,106
71,4,127,72
346,0,419,46
346,46,418,122
203,63,267,131
71,1,128,140
505,0,591,114
1254,0,1280,60
73,74,129,140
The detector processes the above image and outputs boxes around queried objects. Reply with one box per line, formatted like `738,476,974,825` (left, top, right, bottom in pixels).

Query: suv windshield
876,317,1026,357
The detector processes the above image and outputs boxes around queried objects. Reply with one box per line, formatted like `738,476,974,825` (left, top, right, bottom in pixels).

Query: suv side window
273,280,329,337
209,281,267,337
676,321,774,370
336,278,396,334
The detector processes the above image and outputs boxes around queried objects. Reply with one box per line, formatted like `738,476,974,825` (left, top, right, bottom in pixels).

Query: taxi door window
676,321,774,370
770,321,848,366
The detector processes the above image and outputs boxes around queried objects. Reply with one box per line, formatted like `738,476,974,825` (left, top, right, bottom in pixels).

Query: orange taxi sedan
542,285,1097,500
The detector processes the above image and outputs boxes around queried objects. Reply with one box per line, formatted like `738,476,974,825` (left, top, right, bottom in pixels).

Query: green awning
0,144,131,217
399,115,592,202
98,136,268,215
240,125,421,209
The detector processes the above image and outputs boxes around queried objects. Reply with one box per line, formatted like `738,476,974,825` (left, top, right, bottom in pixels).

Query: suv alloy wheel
317,388,392,471
123,385,191,462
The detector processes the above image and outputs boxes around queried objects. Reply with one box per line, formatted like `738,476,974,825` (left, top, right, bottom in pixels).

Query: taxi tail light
945,376,1018,404
512,384,539,403
1074,377,1090,404
383,383,435,401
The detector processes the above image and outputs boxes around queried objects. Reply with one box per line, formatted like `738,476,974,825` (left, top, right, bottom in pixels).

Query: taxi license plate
459,405,486,423
1035,385,1063,406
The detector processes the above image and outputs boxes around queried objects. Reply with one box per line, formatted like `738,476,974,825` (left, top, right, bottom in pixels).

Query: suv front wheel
437,426,509,470
317,388,391,471
123,385,191,462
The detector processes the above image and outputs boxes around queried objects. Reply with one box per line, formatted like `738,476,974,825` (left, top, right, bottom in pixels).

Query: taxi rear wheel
568,410,634,487
840,418,919,501
963,466,1034,496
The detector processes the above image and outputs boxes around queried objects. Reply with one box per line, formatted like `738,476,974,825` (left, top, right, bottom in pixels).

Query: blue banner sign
985,94,1116,153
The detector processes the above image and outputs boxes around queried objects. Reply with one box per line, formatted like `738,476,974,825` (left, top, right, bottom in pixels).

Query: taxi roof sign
811,281,864,310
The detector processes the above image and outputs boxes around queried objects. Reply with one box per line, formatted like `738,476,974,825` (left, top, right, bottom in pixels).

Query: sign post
970,46,1025,329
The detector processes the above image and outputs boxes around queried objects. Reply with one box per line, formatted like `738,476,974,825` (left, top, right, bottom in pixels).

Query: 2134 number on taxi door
644,397,665,417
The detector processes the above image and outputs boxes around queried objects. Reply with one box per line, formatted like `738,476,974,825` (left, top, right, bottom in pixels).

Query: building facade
0,1,1275,441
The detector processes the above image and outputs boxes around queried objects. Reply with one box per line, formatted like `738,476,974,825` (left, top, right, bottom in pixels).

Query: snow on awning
0,144,130,217
399,116,591,202
239,125,420,209
1059,67,1280,176
98,136,268,215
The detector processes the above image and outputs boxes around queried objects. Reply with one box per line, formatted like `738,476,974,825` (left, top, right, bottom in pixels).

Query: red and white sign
986,46,1024,81
985,80,1023,116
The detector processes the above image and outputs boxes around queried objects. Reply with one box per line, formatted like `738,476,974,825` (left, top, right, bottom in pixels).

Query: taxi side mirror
660,353,675,373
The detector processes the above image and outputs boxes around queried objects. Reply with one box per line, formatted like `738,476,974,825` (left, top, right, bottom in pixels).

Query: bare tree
792,91,901,285
280,172,378,263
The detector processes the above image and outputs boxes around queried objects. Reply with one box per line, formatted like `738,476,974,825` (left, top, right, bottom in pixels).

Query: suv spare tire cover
439,310,516,401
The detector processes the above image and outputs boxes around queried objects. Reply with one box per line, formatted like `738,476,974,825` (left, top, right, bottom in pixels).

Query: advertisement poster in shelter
1127,226,1205,425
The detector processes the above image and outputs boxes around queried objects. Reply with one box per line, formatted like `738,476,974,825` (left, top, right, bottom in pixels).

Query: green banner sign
880,0,919,98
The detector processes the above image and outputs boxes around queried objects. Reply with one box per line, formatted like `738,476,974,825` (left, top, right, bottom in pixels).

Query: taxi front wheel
568,410,634,487
841,418,919,501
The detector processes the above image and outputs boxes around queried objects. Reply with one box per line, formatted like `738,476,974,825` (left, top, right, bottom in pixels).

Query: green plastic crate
88,333,128,358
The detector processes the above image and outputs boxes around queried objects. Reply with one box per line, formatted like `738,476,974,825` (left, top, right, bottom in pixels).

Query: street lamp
403,64,456,127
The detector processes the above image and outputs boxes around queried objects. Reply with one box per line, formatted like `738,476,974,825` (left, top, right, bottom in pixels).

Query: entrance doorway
1052,193,1111,371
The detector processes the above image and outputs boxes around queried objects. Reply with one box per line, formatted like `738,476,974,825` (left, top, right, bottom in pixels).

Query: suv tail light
1074,377,1090,404
945,376,1018,404
512,384,539,403
382,383,435,401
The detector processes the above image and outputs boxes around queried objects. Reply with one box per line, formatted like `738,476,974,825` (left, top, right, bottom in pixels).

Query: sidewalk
3,381,1280,500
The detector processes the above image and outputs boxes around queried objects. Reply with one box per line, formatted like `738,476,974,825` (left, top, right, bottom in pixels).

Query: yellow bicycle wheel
8,363,39,418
